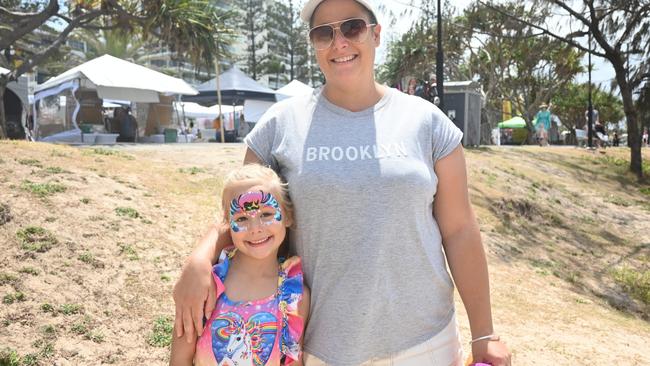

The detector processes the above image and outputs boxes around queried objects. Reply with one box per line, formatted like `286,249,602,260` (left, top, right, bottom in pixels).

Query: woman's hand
471,339,511,366
173,254,217,343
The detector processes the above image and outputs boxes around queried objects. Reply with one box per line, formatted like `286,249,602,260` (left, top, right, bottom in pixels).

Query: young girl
170,164,310,366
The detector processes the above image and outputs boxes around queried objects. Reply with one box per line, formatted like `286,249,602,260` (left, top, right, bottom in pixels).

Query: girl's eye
234,216,248,223
260,212,274,219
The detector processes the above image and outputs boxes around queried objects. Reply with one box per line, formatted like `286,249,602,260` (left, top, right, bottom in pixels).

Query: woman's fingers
204,282,217,320
174,305,184,338
183,308,195,343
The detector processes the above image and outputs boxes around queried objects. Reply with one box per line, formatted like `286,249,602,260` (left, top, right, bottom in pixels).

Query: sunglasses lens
310,25,334,50
340,19,368,42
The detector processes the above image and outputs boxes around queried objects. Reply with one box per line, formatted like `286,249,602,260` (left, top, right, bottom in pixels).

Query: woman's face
311,0,381,88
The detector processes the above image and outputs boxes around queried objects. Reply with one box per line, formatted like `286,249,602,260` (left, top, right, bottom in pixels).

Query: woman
174,0,511,365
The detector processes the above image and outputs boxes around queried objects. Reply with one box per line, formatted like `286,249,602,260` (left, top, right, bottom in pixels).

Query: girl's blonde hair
221,164,294,225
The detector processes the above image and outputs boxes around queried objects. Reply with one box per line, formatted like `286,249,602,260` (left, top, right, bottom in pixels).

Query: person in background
535,103,551,146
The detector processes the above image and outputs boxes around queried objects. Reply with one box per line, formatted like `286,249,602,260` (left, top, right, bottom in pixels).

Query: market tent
33,55,198,142
174,102,241,119
35,54,197,102
276,80,314,100
498,116,527,129
184,67,277,106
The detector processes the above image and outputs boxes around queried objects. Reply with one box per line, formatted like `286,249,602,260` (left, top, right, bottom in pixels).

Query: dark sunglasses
308,18,376,51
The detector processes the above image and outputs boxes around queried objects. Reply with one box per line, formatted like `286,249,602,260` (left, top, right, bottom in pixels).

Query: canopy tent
498,116,527,129
174,102,241,119
35,54,197,101
32,55,198,143
183,67,277,106
276,80,314,100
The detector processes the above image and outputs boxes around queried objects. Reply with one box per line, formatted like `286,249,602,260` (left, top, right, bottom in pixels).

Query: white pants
304,315,464,366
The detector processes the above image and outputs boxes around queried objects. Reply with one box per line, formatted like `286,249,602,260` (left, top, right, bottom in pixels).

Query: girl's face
225,182,289,261
311,0,381,89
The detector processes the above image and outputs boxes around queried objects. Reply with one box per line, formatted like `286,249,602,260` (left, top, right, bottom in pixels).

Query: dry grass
1,141,649,365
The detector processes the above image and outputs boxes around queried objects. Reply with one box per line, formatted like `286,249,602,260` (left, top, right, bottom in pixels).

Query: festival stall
33,54,198,144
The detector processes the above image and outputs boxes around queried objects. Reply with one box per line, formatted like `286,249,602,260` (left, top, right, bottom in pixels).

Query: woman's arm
433,146,511,366
173,148,263,342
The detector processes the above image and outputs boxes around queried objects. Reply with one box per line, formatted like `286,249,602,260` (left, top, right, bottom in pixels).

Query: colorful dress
194,250,304,366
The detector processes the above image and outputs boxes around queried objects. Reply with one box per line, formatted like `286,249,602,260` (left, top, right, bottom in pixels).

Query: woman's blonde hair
221,164,294,226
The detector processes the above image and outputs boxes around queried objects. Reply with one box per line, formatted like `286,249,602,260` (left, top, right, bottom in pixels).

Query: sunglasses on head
308,18,376,51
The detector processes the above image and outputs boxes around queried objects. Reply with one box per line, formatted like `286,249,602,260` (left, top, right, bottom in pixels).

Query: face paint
229,190,283,232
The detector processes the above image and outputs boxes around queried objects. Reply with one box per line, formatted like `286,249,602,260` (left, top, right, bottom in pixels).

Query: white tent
276,80,314,100
33,55,198,143
174,102,242,119
35,54,197,101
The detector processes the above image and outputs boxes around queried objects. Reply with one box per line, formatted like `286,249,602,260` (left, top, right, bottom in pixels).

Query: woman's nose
332,28,349,49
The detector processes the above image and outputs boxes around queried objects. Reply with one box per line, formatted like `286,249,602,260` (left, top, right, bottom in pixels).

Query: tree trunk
613,62,643,179
0,81,7,139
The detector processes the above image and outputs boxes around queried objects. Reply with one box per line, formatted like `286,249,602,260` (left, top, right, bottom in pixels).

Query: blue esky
371,0,616,87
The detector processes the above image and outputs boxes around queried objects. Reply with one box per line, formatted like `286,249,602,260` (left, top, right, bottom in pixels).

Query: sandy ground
1,141,649,365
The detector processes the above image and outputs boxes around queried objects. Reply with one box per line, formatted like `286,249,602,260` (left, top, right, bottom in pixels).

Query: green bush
17,158,43,168
16,226,58,253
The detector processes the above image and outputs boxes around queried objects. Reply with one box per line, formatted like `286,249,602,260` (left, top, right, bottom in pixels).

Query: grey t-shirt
245,87,463,365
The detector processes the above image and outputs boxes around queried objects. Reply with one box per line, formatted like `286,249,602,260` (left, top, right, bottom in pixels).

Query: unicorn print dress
194,249,304,366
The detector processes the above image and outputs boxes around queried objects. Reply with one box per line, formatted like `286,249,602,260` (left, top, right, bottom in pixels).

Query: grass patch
44,166,68,174
0,272,19,286
17,158,43,168
3,292,26,304
612,266,650,306
147,315,173,347
0,348,21,366
115,207,140,219
640,187,650,196
18,267,40,276
0,203,11,226
78,252,94,264
118,243,138,260
59,303,83,316
16,226,58,253
41,303,55,313
605,195,632,207
80,197,91,204
20,180,66,198
178,166,205,175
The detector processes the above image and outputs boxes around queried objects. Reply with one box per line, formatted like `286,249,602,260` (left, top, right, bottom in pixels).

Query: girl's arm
169,323,197,366
173,148,263,342
433,146,511,366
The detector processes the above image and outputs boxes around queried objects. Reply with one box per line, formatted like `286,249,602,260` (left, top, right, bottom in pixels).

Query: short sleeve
244,110,279,171
431,108,463,163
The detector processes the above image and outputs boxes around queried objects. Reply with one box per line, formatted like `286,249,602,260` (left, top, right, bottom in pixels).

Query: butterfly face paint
229,191,283,232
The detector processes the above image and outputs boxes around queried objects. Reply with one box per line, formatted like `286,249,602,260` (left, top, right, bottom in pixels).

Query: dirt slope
1,141,649,365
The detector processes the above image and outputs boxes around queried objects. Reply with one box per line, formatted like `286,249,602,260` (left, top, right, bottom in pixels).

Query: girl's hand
173,253,217,343
471,339,511,366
